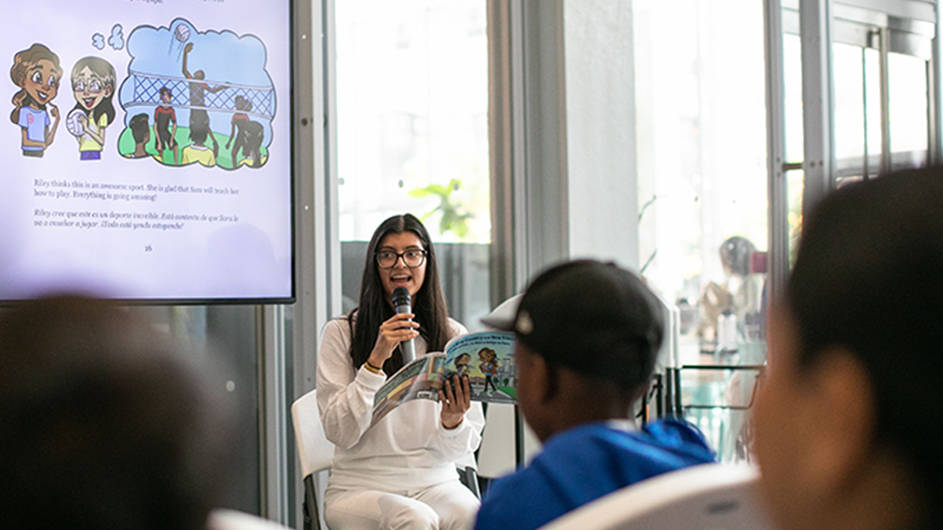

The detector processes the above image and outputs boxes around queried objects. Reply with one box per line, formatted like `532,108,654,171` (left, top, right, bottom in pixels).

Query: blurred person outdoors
699,236,765,344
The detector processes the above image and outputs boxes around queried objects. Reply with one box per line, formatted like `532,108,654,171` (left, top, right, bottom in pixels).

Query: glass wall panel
864,47,883,174
783,33,804,264
833,42,866,176
635,0,768,461
783,33,804,164
143,305,261,512
888,52,930,169
335,0,491,329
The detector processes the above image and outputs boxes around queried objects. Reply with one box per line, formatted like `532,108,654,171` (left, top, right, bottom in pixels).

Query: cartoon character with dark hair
234,120,265,168
478,348,499,394
182,42,227,134
181,111,218,167
226,95,252,152
454,353,472,379
124,113,150,159
10,44,62,157
153,87,178,164
70,56,116,161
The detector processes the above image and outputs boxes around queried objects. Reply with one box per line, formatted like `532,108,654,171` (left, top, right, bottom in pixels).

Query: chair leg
304,475,321,530
458,466,481,500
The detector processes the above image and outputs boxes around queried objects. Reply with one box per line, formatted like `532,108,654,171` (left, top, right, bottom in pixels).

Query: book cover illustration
370,330,516,425
371,354,446,426
442,331,516,404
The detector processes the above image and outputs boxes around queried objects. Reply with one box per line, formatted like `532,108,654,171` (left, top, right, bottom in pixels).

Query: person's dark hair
235,95,252,112
0,295,233,530
188,111,219,157
129,113,149,143
189,112,209,145
787,167,943,526
159,86,172,99
720,236,756,277
347,213,450,375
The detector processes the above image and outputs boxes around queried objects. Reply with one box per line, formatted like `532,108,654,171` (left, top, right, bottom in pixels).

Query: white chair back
539,463,771,530
291,389,335,478
207,509,292,530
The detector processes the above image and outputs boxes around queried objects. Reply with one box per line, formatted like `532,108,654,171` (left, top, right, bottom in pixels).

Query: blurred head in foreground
0,295,233,530
755,168,943,530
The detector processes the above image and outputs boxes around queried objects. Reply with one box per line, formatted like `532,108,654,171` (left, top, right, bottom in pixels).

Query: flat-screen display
0,0,294,303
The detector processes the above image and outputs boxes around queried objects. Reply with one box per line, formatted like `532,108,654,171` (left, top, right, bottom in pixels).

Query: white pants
324,480,480,530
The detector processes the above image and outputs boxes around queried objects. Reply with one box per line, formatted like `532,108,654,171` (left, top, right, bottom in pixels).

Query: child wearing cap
474,259,715,530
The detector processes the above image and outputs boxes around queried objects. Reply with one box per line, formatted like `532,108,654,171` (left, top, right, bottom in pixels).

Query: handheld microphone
392,287,416,364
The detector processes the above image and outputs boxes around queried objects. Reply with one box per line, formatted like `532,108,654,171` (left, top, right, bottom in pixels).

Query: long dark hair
787,167,943,526
347,214,450,375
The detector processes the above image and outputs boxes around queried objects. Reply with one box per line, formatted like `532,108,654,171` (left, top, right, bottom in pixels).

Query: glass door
334,0,493,329
634,0,770,462
783,0,937,188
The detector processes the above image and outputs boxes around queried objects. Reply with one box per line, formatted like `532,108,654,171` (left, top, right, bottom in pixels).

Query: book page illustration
444,331,516,403
371,354,445,426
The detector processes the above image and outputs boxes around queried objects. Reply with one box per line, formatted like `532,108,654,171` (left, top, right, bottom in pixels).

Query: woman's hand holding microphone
366,313,419,371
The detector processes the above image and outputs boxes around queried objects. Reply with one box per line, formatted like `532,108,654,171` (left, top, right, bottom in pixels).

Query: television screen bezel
0,0,300,307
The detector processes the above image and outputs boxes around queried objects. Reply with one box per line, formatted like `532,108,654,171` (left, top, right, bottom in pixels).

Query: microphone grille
392,287,411,304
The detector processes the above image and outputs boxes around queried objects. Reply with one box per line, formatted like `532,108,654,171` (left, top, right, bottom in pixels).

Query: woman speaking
316,213,484,530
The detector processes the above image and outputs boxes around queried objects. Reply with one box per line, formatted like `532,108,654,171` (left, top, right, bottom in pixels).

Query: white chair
206,509,293,530
291,389,335,530
538,463,772,530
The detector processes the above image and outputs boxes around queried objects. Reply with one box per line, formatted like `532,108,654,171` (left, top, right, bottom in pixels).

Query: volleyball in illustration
170,22,191,59
66,108,85,137
175,23,190,43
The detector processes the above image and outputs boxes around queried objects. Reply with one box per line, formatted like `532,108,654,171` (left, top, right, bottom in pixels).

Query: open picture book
372,330,516,425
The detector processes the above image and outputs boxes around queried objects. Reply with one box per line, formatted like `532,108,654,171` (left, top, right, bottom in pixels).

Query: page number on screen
145,245,153,253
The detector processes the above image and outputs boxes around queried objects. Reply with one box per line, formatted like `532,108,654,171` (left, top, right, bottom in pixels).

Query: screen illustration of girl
69,57,115,161
478,348,499,394
10,44,62,157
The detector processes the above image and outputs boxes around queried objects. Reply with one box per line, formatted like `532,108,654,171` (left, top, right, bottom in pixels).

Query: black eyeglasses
376,249,427,269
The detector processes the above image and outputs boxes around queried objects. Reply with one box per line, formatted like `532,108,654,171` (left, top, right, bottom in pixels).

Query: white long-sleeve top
316,315,485,492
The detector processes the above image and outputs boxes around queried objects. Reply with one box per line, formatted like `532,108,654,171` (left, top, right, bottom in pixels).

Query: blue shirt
18,106,50,152
474,419,715,530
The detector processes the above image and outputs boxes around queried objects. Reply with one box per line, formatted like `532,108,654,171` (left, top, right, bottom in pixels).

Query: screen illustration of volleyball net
125,71,275,119
119,71,276,169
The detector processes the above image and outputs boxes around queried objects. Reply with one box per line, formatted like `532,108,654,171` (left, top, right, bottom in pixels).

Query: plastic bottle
717,309,738,353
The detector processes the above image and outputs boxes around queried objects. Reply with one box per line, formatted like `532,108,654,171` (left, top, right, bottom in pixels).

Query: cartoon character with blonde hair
10,44,62,157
